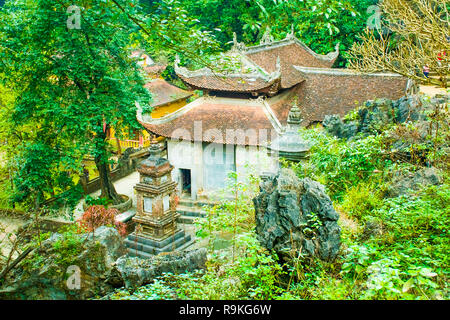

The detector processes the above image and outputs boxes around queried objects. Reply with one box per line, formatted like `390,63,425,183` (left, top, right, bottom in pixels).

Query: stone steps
178,198,217,208
176,200,211,224
177,204,205,217
177,215,197,224
124,229,193,258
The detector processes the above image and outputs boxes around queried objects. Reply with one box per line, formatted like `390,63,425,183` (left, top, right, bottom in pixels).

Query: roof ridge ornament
174,54,192,78
267,56,281,82
285,24,295,40
231,32,246,53
260,26,274,45
148,134,163,157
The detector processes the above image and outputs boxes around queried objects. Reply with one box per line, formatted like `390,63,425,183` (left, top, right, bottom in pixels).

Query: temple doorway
180,168,191,196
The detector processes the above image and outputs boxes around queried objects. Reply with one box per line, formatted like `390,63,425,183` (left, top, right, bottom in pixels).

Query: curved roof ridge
293,66,404,77
174,54,279,82
242,34,339,63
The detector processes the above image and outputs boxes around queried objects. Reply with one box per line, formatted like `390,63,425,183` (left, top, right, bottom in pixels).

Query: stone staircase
176,198,214,224
124,229,193,259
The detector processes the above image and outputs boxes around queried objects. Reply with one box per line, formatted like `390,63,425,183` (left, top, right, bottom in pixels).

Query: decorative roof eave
178,76,283,94
137,96,283,146
137,96,206,125
150,93,192,109
174,54,281,85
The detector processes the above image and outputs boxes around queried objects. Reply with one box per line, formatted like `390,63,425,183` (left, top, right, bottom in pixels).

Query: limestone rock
323,115,358,140
109,248,207,289
385,167,443,198
323,94,446,139
0,227,126,300
0,226,206,299
253,168,341,262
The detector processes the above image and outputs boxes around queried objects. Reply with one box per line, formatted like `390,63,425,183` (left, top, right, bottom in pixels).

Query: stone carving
260,26,274,45
253,168,341,261
287,98,303,126
231,32,247,52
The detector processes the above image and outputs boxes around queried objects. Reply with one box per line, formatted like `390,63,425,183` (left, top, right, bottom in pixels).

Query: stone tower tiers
125,137,193,258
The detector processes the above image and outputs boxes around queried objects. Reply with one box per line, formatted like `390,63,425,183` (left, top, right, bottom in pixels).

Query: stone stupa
125,136,193,258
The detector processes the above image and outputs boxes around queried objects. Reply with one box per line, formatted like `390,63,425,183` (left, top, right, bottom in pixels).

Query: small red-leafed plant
78,205,127,237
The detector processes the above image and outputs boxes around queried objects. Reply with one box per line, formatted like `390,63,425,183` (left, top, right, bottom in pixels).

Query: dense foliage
0,0,154,208
175,0,378,66
109,94,449,300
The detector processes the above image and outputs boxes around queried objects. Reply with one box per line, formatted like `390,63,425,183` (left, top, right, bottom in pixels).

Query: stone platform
124,228,193,259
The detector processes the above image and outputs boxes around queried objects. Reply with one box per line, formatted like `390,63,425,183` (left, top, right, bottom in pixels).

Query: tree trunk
94,127,121,205
94,155,121,204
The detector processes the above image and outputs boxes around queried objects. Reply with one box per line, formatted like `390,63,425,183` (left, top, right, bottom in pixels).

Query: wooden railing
117,137,152,149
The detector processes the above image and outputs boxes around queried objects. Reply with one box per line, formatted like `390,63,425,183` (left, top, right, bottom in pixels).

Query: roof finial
260,26,274,45
286,24,295,40
276,56,281,72
231,32,246,52
287,97,302,127
148,134,163,157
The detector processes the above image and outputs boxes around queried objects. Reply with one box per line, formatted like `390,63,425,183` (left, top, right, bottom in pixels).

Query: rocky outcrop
108,248,207,289
322,115,358,140
0,226,206,299
324,94,448,139
385,167,443,198
0,226,127,300
253,169,341,262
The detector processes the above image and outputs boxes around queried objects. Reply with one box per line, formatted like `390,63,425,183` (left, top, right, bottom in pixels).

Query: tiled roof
245,40,338,89
177,73,280,93
139,97,279,146
144,79,192,108
174,35,338,92
291,67,411,125
143,64,167,76
139,68,410,145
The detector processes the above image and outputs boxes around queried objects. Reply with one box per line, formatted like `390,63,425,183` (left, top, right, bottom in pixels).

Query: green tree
181,0,377,66
0,0,151,208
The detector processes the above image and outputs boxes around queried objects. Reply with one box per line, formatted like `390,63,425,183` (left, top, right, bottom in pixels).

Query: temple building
137,31,415,202
109,50,192,151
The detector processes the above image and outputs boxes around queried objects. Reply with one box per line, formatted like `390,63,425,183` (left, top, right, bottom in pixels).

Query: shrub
84,195,112,207
291,128,389,200
78,205,127,237
340,183,383,220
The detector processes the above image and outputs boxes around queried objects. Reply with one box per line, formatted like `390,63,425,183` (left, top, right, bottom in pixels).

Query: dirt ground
0,215,28,261
419,85,448,96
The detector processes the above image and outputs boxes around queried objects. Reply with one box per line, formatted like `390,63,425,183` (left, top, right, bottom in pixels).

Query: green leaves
0,0,152,208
